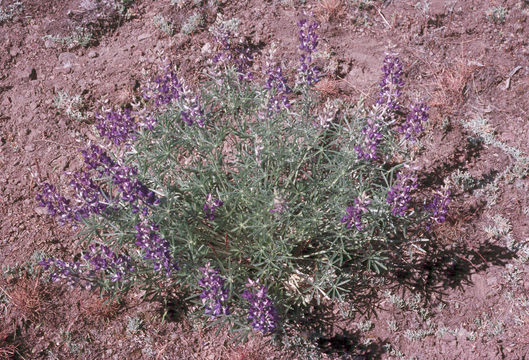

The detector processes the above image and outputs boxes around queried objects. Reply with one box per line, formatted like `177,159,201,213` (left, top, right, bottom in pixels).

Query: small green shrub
37,18,449,338
487,6,507,24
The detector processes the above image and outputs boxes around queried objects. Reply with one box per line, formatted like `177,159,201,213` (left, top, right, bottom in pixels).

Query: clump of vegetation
36,17,450,340
54,90,89,122
43,27,94,49
153,15,175,36
486,6,508,24
0,1,23,25
181,12,203,35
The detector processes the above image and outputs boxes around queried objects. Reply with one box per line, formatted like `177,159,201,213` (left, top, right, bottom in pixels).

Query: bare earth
1,0,529,359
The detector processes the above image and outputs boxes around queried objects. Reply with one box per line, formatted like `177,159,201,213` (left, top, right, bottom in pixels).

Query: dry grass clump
430,59,478,112
0,328,18,360
79,294,122,323
315,77,340,97
2,276,47,323
315,0,343,22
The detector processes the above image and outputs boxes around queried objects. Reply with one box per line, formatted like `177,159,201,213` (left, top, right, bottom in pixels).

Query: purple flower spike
377,55,404,113
35,183,75,224
80,145,159,214
386,172,418,217
135,222,179,276
69,170,109,220
341,195,371,231
180,91,206,128
354,118,384,162
198,263,230,317
82,244,135,282
399,102,429,141
211,25,254,81
265,64,291,113
96,108,138,146
81,145,116,177
297,19,320,86
425,189,451,229
143,68,206,127
36,172,109,225
241,279,278,334
40,244,134,289
143,67,184,107
203,194,224,221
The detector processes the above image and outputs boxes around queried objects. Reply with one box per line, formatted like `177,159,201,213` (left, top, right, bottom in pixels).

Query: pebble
9,47,19,57
440,333,456,342
58,52,79,73
486,276,498,286
137,33,151,41
201,42,212,55
88,50,98,58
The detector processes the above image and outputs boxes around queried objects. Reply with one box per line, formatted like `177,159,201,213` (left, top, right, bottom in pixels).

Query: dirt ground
1,0,529,358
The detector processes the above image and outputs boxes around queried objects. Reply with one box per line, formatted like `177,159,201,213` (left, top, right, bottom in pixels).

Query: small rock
18,128,30,137
24,143,35,152
523,280,529,291
9,47,19,57
1,97,11,107
440,333,456,342
88,50,98,58
457,327,471,339
44,40,55,48
58,52,78,70
201,42,212,55
137,33,151,41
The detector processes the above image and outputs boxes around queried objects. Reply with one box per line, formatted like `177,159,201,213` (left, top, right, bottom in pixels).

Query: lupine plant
37,17,450,337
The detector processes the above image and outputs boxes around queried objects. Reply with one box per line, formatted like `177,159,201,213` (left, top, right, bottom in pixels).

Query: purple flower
82,244,135,282
81,145,116,177
143,68,206,127
241,279,279,333
203,194,223,221
269,194,288,214
198,263,230,317
354,118,384,162
69,170,109,220
341,195,370,230
135,222,179,276
36,171,110,225
377,55,404,113
143,67,184,107
96,108,138,146
265,64,291,112
138,110,158,130
386,172,418,217
37,145,160,223
297,19,320,86
211,27,254,81
425,189,450,229
399,102,429,141
44,258,83,287
35,183,75,224
81,145,159,213
39,244,134,289
180,91,205,127
298,19,319,54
